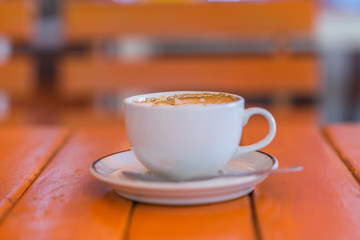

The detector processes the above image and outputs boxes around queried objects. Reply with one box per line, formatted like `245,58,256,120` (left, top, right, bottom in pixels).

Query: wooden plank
0,127,132,239
0,127,69,222
264,106,318,126
323,124,360,182
0,0,35,41
128,198,255,240
64,1,315,40
59,55,318,99
241,121,360,239
0,57,36,99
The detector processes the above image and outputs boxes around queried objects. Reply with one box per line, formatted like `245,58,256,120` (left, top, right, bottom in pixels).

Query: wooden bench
63,0,315,40
59,53,318,100
0,57,35,100
60,0,318,103
0,0,36,100
0,0,35,43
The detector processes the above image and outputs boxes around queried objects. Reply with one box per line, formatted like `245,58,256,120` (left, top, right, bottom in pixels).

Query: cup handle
232,107,276,159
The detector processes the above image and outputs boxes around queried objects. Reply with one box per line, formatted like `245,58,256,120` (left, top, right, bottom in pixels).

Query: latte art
134,93,238,106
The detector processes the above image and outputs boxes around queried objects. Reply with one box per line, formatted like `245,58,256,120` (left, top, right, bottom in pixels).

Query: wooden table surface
0,121,360,240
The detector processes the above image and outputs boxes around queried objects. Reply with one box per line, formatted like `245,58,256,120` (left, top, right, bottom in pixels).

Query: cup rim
124,91,244,109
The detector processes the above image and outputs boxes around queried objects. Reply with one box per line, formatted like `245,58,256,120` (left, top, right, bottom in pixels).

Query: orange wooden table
0,122,360,239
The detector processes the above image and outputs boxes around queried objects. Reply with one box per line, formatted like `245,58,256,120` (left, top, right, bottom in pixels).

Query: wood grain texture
0,127,132,240
64,1,315,40
59,55,318,100
323,123,360,182
242,120,360,240
0,127,69,222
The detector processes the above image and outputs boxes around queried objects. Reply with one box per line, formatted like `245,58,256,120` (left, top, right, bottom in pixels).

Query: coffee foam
134,93,239,106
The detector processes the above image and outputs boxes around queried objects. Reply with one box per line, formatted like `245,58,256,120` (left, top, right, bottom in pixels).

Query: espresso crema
134,93,239,106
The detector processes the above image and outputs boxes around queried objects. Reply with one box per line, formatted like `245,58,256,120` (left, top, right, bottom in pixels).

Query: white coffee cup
124,91,276,181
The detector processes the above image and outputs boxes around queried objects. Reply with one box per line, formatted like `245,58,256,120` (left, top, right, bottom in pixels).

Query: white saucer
90,149,278,205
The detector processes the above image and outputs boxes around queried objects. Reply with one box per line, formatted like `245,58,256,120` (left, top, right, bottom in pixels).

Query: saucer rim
90,149,278,190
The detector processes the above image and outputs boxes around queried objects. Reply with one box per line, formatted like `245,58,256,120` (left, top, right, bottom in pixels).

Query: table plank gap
249,191,263,240
322,127,360,185
0,127,71,223
121,201,138,240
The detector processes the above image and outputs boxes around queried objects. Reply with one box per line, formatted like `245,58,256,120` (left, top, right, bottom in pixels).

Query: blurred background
0,0,360,126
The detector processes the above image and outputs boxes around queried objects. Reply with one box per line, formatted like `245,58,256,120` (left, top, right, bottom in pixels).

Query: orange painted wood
0,57,36,99
0,127,69,221
64,1,315,40
59,55,318,99
324,124,360,182
241,121,360,239
0,127,132,240
267,106,319,126
128,198,255,240
0,0,35,41
126,107,317,240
